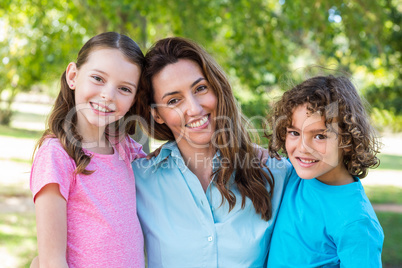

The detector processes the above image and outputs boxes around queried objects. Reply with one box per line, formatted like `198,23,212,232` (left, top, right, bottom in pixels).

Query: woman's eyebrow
162,91,180,100
190,77,205,88
161,77,206,100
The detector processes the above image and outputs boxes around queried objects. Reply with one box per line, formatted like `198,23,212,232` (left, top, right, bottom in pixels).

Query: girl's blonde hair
266,75,380,178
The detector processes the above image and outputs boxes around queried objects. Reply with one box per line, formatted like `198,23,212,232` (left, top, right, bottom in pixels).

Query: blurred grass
365,185,402,204
11,110,48,125
0,213,37,268
377,212,402,267
377,154,402,171
0,125,42,140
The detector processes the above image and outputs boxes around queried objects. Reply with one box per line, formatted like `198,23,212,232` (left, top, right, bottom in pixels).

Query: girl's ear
151,108,165,124
66,62,78,90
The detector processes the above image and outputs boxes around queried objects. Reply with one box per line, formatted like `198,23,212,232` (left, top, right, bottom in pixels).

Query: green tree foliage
0,0,400,129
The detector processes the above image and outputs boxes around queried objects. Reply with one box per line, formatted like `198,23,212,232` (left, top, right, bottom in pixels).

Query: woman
133,37,292,267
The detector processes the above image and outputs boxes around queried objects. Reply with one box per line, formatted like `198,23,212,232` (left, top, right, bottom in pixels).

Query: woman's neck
177,142,216,192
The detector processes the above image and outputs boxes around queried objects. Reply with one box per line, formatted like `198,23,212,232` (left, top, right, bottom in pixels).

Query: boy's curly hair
266,75,380,178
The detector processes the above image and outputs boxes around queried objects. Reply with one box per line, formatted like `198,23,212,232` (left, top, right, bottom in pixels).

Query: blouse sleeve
30,139,76,202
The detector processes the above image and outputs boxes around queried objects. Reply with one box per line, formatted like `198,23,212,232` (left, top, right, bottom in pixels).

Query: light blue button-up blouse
133,141,291,268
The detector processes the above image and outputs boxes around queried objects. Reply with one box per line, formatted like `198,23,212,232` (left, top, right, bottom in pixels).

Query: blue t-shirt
267,164,384,267
133,141,292,268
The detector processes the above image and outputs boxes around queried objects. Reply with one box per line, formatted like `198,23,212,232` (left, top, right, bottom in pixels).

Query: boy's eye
287,130,299,136
314,134,327,140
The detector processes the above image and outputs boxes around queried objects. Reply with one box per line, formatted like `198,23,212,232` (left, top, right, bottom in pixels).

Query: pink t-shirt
30,136,146,268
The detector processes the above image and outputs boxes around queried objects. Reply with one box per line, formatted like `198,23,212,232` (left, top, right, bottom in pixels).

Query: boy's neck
316,166,355,186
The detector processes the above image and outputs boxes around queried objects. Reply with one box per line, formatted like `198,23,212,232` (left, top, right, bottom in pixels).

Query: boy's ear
342,146,352,153
151,108,165,124
66,62,78,90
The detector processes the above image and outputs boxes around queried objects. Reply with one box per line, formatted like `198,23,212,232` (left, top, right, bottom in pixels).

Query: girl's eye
314,134,327,140
92,76,103,82
167,98,179,106
195,85,207,93
120,87,132,93
287,130,299,136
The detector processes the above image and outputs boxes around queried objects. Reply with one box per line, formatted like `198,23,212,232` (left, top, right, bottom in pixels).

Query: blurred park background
0,0,401,267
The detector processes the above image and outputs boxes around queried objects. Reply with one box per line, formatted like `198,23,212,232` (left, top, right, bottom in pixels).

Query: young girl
30,32,146,267
266,75,384,267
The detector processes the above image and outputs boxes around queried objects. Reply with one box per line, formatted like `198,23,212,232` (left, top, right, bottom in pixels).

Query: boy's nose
297,135,310,153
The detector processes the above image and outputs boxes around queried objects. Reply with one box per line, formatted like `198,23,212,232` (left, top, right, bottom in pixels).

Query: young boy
266,75,384,267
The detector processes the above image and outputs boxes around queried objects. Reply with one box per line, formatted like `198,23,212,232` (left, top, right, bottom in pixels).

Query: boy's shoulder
313,178,379,227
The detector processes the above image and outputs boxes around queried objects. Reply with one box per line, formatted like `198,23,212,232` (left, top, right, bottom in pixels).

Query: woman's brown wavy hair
34,32,144,175
136,37,275,221
266,75,380,178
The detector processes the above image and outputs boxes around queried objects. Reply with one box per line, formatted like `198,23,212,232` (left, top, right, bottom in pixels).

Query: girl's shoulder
115,135,147,162
31,137,76,201
36,137,70,158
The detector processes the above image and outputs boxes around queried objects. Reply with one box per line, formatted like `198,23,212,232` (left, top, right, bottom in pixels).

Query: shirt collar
212,150,221,172
151,141,221,172
150,141,179,167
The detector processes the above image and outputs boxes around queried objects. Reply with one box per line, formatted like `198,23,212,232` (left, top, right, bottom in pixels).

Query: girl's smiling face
67,48,140,135
285,104,352,185
151,59,218,150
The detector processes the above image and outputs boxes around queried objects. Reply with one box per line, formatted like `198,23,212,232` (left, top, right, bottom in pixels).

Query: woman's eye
167,98,179,105
195,85,207,93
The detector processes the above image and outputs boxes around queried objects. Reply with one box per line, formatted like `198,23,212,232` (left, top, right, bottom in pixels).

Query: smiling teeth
92,103,112,113
187,116,208,128
299,158,318,164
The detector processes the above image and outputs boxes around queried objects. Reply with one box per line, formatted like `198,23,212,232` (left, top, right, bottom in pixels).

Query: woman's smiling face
151,59,218,149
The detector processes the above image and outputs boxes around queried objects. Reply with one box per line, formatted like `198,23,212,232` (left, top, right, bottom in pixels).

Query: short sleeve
125,136,147,162
335,218,384,267
30,139,76,202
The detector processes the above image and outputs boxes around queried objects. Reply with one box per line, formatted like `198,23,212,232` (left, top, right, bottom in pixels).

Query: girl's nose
100,86,115,101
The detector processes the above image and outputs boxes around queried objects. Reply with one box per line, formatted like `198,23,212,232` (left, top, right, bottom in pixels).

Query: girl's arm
34,183,69,268
29,256,39,268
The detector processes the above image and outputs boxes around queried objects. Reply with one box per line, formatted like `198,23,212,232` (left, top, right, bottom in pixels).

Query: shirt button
208,236,213,242
201,200,204,205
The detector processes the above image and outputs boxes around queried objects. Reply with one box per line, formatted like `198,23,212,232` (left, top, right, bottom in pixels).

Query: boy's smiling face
285,104,353,185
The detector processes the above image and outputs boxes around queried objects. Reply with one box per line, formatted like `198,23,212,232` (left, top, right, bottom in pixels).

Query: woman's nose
185,95,203,116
